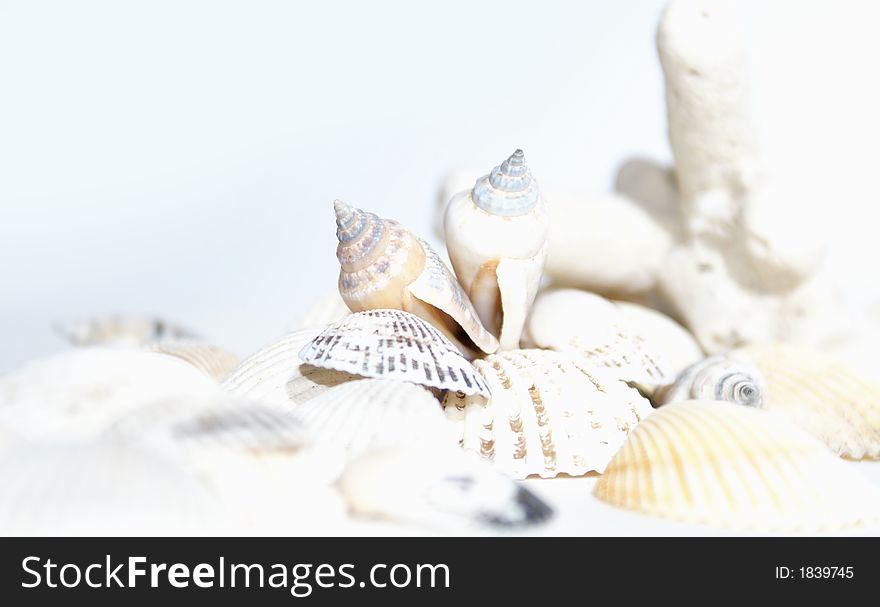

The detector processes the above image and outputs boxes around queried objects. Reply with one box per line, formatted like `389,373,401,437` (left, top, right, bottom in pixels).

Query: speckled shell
221,328,360,409
333,200,498,355
733,344,880,460
524,289,673,385
444,150,550,351
54,316,197,347
295,379,457,462
146,341,239,381
614,301,704,375
656,355,766,408
299,310,491,397
0,349,224,441
594,401,880,532
444,349,654,479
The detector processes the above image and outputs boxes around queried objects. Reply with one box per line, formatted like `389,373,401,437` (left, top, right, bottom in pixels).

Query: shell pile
2,0,880,536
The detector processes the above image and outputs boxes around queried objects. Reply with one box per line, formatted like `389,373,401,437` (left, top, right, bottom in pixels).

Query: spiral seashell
444,349,654,479
444,150,550,351
53,316,198,347
299,310,491,397
656,355,765,408
333,200,498,355
594,401,880,532
733,343,880,460
524,289,673,386
145,340,239,382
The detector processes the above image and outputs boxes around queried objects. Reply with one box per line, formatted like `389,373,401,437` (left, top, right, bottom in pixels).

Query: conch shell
334,200,497,355
444,150,549,350
444,349,654,479
594,401,880,532
655,355,766,408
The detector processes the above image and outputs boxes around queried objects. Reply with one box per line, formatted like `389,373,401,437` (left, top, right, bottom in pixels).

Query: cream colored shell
656,355,765,408
146,340,239,381
614,301,703,375
444,349,654,479
594,401,880,532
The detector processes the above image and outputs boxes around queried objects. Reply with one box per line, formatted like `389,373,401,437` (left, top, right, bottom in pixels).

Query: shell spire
472,149,539,217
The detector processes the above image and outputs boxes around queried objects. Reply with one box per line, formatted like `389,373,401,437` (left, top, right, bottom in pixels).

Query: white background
2,0,879,371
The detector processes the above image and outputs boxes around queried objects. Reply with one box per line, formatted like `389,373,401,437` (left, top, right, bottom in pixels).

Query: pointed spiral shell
471,149,539,216
657,355,765,408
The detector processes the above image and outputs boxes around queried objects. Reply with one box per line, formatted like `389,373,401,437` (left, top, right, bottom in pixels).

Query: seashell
732,344,880,460
0,441,225,535
294,379,456,462
333,200,498,355
299,310,491,397
614,300,703,375
221,328,361,408
293,291,352,330
444,349,654,479
594,401,880,532
339,446,553,532
655,355,766,408
0,349,224,441
444,150,550,351
145,340,239,382
54,316,197,347
524,289,673,385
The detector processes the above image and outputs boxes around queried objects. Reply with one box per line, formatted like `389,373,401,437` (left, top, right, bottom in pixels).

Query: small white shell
656,355,766,408
53,316,197,347
299,310,491,397
524,289,673,385
594,401,880,532
145,340,239,381
444,349,654,479
614,300,704,375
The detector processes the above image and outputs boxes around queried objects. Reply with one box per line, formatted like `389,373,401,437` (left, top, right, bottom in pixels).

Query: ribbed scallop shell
333,200,498,355
221,328,360,408
525,289,673,385
656,355,766,408
733,344,880,460
146,340,239,381
471,149,540,217
295,379,456,462
594,401,880,532
299,310,491,397
53,316,197,347
444,349,654,479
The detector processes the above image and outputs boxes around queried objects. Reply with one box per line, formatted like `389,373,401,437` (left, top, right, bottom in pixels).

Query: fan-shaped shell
299,310,491,397
54,316,197,347
656,355,765,408
525,289,673,385
733,344,880,460
221,328,360,408
333,200,498,355
146,340,239,381
594,401,880,532
614,301,704,375
444,349,654,479
0,349,224,441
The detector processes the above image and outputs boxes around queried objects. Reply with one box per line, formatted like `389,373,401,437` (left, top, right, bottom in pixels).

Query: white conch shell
444,150,550,351
0,349,224,441
444,349,654,479
656,355,766,408
339,446,553,532
524,289,673,385
0,441,224,536
145,340,239,381
295,379,458,462
53,316,198,347
221,328,360,408
299,310,491,397
594,401,880,532
334,200,498,355
614,301,703,376
732,344,880,460
293,291,351,330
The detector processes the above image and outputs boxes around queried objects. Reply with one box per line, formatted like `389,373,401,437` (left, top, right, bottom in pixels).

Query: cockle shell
656,355,766,408
594,401,880,532
0,349,224,441
339,446,554,532
524,289,673,386
221,328,360,409
299,309,491,397
444,349,654,479
0,441,224,536
333,200,498,355
444,149,550,351
146,340,239,381
295,379,457,462
614,301,703,375
53,316,197,347
732,344,880,460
